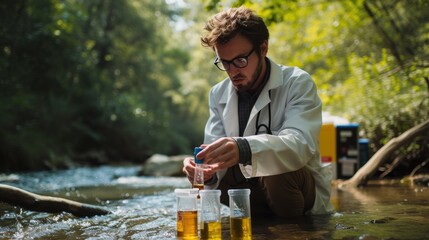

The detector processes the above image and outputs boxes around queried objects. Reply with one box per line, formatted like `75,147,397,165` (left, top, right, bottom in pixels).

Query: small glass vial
200,189,222,240
193,147,204,192
175,188,199,240
228,189,252,240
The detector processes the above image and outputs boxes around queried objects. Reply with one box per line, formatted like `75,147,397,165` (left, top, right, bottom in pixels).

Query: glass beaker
228,189,252,240
175,188,199,240
200,189,222,240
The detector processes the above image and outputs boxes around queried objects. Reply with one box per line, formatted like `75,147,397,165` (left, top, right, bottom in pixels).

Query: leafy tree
0,0,198,171
166,0,222,146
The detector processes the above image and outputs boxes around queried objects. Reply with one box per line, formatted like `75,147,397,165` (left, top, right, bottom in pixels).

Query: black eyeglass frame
213,48,255,71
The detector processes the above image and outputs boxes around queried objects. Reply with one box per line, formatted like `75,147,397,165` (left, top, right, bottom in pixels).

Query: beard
233,56,264,94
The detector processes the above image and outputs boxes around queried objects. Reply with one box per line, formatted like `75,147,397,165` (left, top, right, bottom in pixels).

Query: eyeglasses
214,48,255,71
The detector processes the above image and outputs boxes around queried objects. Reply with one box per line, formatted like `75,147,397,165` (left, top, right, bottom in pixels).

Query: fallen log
0,184,110,217
338,119,429,189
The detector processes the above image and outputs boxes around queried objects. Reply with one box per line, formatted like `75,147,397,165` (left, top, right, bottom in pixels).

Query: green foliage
343,51,429,154
0,0,202,172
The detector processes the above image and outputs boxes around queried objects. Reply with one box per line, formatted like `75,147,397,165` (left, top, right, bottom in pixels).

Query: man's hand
197,137,239,174
182,157,215,184
183,137,239,184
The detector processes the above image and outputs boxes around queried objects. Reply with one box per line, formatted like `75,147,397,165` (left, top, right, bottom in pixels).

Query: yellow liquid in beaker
177,210,198,239
230,217,252,239
200,220,222,240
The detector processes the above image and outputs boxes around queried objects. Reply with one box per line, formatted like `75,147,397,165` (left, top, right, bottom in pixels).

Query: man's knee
261,168,315,218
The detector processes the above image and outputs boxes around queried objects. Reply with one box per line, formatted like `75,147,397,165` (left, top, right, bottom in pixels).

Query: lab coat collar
219,58,283,136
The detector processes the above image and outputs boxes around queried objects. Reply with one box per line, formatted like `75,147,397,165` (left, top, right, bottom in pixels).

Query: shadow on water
1,166,429,239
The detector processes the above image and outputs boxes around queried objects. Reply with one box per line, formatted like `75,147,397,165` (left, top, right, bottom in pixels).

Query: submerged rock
412,174,429,186
335,223,354,230
0,174,19,182
368,217,395,224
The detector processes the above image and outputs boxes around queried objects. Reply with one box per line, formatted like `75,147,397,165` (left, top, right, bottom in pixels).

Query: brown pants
218,165,315,218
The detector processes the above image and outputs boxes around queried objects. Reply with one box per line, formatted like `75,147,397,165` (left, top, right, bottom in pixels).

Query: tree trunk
0,184,110,217
338,119,429,189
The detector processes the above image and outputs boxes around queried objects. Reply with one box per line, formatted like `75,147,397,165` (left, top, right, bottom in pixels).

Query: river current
1,165,428,239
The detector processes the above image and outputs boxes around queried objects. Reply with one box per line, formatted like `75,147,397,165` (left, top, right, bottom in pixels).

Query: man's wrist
233,137,252,165
204,174,218,185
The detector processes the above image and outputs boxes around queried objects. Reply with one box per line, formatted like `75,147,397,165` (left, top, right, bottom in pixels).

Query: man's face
214,35,267,93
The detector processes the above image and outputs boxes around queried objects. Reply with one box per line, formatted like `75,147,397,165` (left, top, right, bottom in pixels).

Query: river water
1,165,428,239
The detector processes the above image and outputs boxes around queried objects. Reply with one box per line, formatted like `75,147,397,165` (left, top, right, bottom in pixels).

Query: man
183,6,333,218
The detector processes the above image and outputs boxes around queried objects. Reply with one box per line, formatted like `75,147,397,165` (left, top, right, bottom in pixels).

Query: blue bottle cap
194,147,203,164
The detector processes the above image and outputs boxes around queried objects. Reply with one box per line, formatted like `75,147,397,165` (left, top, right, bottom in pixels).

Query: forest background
0,0,428,176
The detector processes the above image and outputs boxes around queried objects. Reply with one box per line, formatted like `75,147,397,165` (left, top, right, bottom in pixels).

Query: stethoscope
254,90,272,135
230,90,273,186
230,92,272,185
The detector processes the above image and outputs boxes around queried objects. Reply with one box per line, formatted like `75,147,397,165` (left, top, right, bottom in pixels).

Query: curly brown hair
201,6,269,50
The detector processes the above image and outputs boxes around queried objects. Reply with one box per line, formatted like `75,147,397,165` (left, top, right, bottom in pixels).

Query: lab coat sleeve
203,87,226,144
203,86,228,189
241,69,322,177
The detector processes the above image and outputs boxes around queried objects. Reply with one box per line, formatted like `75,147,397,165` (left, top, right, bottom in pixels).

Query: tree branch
363,0,404,67
0,184,110,217
338,119,429,188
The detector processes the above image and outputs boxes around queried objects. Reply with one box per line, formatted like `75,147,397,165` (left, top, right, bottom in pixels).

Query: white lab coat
204,58,334,215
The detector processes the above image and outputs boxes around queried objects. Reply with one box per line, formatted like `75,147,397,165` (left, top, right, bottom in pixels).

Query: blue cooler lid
336,123,359,128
